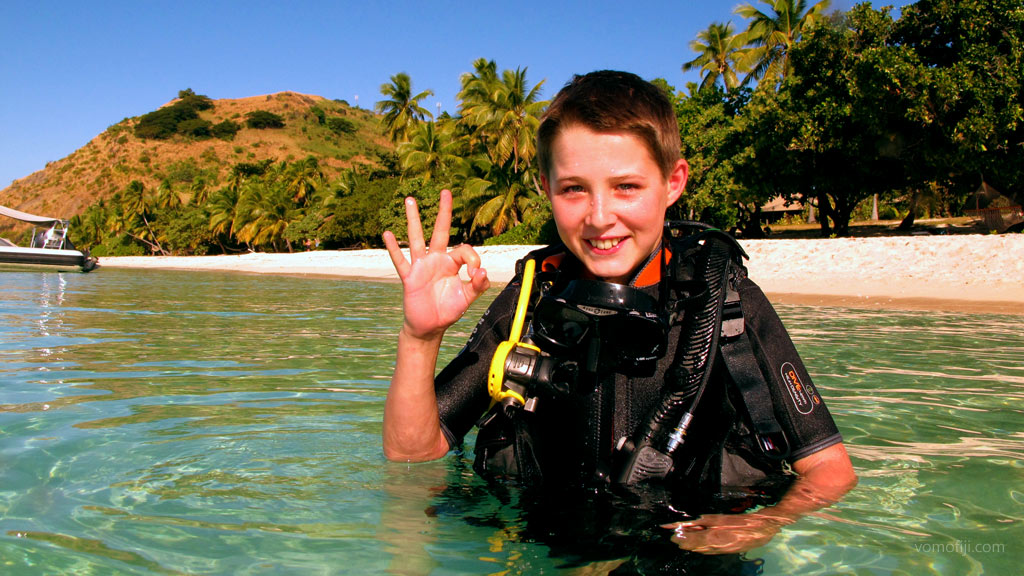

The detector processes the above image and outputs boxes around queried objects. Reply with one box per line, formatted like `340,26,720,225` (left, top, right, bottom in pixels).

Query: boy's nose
585,192,614,228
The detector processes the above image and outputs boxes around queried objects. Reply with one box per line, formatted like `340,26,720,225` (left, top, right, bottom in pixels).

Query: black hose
641,237,731,446
612,234,733,484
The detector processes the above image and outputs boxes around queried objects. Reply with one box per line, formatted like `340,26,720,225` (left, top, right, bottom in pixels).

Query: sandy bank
100,235,1024,314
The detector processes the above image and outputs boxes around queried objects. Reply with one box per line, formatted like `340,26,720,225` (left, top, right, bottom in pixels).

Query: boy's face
542,125,687,284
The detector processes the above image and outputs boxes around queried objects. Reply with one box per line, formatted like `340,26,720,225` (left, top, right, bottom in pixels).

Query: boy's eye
616,183,639,191
561,185,585,195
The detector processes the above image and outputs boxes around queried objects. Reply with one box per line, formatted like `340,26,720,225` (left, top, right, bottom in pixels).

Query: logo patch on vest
781,362,820,415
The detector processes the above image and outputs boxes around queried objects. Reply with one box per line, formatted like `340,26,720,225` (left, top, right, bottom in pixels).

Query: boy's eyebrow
553,172,648,184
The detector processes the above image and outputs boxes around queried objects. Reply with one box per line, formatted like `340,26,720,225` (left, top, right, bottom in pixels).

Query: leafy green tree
734,0,832,89
375,72,434,142
379,178,442,242
310,105,327,124
153,203,214,255
134,90,215,139
682,22,751,92
135,104,198,139
737,5,917,236
177,89,214,111
319,173,400,247
673,87,748,230
892,0,1024,219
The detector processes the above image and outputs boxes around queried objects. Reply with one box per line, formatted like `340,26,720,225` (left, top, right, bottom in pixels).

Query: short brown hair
537,70,681,179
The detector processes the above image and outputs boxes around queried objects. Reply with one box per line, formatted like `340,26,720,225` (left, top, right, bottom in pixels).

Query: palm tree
464,166,540,238
682,22,751,92
398,121,463,181
123,180,166,254
458,63,546,174
490,68,546,173
375,72,434,143
207,186,241,242
190,176,211,205
156,179,181,209
735,0,832,88
234,181,300,252
284,156,324,205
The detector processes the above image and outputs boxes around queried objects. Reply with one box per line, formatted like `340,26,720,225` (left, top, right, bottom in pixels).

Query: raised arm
382,189,490,462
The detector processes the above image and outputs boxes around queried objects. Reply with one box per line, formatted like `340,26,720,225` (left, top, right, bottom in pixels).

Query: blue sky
0,0,912,190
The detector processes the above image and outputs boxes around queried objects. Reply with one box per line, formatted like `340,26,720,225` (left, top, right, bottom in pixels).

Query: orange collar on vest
538,245,671,289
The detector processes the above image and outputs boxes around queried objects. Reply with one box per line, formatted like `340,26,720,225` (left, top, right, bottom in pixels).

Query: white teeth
588,238,621,250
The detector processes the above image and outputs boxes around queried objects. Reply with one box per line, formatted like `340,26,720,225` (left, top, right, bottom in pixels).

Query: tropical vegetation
8,0,1018,256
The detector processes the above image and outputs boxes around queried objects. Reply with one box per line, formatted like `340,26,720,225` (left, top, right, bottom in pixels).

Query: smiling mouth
588,237,623,250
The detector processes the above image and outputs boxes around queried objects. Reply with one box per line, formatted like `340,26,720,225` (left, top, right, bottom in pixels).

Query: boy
382,70,855,554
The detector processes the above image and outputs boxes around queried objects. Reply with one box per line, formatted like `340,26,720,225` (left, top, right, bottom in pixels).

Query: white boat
0,205,97,272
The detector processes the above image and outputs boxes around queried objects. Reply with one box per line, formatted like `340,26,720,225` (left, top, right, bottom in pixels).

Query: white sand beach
99,234,1024,314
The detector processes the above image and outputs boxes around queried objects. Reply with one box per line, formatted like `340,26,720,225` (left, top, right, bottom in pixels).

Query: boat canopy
0,205,64,225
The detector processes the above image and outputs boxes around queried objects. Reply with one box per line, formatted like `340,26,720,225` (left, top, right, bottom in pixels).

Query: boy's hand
662,512,788,554
383,189,490,341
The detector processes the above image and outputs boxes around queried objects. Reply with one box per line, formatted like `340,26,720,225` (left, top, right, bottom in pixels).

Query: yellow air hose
487,258,540,406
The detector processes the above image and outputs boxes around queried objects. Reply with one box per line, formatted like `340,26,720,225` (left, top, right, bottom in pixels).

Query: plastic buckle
721,301,745,339
756,431,791,460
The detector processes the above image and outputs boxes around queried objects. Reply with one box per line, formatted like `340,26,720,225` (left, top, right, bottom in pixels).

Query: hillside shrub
177,89,213,111
310,106,326,124
245,110,285,129
135,104,197,139
177,118,213,138
327,117,356,134
212,120,240,140
166,159,200,183
135,90,216,140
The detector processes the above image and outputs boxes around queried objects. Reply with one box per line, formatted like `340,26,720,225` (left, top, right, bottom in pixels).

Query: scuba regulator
487,256,677,417
487,259,580,414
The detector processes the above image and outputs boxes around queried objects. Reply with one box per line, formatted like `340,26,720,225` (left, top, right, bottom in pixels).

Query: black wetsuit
435,241,842,494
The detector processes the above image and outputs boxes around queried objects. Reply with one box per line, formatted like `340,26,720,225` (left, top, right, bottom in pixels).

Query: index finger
428,189,453,254
405,196,427,260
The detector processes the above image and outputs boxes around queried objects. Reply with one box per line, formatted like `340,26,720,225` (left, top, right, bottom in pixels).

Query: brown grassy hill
0,91,393,235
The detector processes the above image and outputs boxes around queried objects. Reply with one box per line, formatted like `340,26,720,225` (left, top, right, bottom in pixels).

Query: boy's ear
540,174,552,199
666,159,689,207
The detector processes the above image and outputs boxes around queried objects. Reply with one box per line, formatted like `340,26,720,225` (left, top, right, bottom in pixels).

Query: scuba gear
613,231,735,485
488,258,580,413
532,279,669,375
474,221,803,488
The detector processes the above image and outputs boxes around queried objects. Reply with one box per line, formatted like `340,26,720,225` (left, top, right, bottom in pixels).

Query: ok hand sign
383,189,490,341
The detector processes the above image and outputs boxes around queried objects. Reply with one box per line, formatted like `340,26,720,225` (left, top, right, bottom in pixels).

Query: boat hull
0,246,97,273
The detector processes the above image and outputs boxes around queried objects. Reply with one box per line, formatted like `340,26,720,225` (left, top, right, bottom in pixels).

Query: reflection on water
0,270,1021,574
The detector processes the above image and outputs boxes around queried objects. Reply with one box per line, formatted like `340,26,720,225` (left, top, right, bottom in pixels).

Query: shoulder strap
718,275,791,460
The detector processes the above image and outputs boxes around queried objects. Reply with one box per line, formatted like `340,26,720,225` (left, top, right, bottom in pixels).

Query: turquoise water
0,269,1020,574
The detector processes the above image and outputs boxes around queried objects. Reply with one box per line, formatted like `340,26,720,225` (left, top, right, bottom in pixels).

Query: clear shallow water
0,269,1020,575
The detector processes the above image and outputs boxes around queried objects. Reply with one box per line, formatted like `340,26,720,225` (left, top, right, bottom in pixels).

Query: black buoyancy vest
473,229,789,490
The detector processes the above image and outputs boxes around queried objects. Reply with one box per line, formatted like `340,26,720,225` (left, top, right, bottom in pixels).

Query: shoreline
99,234,1024,315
